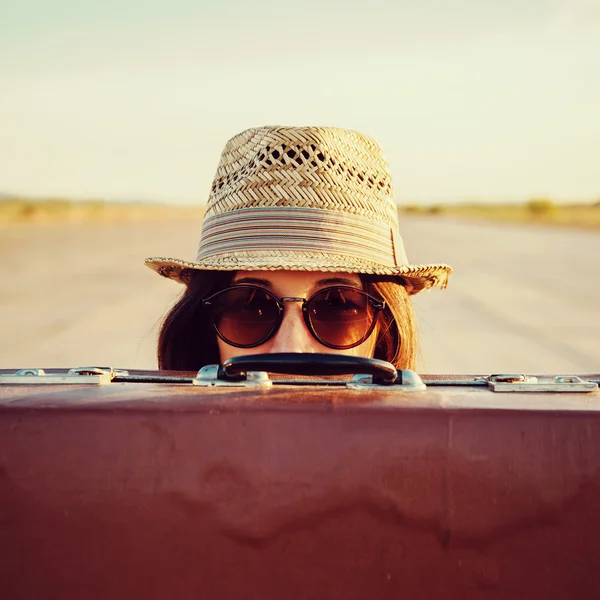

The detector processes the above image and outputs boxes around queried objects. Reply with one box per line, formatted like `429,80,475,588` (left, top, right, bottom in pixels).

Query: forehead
233,270,362,290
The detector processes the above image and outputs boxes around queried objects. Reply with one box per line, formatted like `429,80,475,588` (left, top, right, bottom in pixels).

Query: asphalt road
1,217,598,374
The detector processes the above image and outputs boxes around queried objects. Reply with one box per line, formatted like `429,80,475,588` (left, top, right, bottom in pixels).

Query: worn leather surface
1,373,600,599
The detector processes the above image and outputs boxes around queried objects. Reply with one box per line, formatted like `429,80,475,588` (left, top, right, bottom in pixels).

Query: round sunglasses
202,284,385,350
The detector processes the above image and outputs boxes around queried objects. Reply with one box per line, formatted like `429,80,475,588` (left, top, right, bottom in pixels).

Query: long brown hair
158,270,418,370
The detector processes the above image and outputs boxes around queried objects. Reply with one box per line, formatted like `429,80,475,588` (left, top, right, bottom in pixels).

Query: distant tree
428,205,445,215
527,198,556,215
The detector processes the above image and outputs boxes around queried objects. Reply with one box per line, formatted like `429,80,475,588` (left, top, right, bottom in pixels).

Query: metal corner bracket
488,374,598,393
0,367,129,385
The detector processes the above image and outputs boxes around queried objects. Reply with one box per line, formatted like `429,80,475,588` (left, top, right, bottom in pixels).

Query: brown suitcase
1,363,600,600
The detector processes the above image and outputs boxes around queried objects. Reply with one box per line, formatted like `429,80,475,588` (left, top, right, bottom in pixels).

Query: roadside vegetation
400,199,600,231
1,196,599,231
0,197,205,225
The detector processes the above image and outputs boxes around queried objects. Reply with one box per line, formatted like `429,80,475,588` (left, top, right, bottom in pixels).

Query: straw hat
145,126,452,294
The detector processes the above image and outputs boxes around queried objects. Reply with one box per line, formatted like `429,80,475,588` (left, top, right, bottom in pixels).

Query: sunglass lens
307,287,376,349
211,287,280,347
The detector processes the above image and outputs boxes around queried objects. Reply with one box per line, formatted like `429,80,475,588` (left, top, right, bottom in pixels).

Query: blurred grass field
0,198,205,225
1,196,599,230
401,199,600,230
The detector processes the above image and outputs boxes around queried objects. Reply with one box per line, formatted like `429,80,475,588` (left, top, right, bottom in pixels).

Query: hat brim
144,256,452,295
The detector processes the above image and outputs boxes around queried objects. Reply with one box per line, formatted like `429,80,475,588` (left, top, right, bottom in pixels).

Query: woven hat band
196,207,409,268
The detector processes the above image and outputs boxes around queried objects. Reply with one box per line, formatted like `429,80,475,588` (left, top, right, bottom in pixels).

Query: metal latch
193,365,273,388
487,374,598,393
346,370,426,392
0,367,128,385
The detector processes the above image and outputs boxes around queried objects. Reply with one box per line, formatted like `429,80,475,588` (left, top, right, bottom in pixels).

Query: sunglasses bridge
254,296,341,311
279,297,308,307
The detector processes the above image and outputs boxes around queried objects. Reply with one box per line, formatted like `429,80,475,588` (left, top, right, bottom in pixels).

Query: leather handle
219,353,398,385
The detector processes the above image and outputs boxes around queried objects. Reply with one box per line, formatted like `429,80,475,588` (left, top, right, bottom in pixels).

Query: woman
145,126,452,371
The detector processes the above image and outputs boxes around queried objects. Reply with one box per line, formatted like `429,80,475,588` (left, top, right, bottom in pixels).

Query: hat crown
206,126,399,228
145,125,452,294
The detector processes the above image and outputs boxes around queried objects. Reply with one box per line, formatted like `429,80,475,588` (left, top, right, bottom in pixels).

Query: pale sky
1,0,599,204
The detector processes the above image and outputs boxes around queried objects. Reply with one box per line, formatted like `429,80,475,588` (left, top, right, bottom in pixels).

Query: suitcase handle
219,353,398,385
